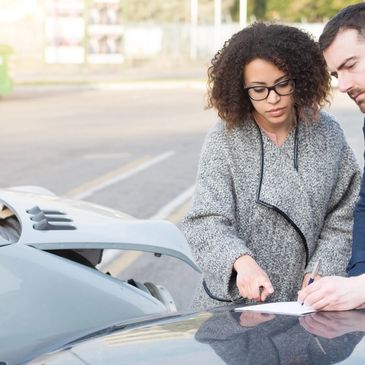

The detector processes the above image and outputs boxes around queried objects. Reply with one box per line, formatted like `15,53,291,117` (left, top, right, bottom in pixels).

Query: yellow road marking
64,156,152,199
105,251,142,276
168,199,192,225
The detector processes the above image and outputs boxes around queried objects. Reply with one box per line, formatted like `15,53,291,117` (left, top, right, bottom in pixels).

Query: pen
307,260,321,286
314,336,327,355
301,260,320,306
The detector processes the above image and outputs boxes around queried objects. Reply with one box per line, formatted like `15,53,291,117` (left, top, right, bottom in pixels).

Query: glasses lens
275,79,295,96
246,79,295,101
247,86,268,101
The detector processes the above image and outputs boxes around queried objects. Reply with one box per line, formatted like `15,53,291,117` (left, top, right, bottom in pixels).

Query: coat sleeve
308,139,361,277
348,122,365,276
180,123,253,301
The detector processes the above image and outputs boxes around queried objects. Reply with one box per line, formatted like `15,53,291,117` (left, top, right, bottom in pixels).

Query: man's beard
348,88,365,113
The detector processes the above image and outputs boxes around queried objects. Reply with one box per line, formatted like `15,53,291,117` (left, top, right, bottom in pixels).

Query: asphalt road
2,84,364,311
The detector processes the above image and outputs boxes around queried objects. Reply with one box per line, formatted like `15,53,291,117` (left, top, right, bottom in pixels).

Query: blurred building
0,0,324,77
44,0,123,64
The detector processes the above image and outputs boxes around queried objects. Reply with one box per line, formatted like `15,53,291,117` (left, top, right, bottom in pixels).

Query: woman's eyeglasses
244,79,295,101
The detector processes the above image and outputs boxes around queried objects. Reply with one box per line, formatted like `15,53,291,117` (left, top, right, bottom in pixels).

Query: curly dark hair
207,22,331,129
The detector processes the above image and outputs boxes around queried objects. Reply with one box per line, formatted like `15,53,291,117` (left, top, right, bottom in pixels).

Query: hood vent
27,205,76,231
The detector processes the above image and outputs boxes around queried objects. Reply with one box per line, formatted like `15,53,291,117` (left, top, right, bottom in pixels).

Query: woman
181,22,360,310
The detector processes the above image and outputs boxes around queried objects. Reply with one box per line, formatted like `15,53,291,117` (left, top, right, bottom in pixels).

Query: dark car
0,186,199,365
28,306,365,365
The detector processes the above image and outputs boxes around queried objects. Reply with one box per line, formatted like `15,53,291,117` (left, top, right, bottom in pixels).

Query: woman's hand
234,255,274,302
239,312,275,327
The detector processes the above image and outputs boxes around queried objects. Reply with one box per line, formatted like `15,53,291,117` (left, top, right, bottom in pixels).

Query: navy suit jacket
348,119,365,276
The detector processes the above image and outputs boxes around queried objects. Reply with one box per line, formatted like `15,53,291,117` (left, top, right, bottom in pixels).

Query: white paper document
234,301,316,316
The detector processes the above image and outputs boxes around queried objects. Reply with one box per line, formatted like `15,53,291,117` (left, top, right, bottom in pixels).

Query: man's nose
337,73,354,93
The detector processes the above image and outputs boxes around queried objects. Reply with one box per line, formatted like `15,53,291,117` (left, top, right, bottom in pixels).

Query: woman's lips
268,107,285,117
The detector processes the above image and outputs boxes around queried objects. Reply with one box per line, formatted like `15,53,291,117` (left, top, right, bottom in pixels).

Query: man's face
323,28,365,113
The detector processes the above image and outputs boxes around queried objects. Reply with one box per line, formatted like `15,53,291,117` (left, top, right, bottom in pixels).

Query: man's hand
297,274,365,311
301,273,321,289
234,255,274,302
300,311,365,338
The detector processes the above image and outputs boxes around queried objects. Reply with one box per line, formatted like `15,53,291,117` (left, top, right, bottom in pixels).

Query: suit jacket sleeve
307,137,360,277
348,120,365,276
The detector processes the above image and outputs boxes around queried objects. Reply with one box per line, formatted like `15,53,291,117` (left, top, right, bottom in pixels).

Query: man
298,2,365,310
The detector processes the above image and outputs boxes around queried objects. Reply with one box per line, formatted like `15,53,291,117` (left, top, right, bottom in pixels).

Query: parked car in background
0,186,199,365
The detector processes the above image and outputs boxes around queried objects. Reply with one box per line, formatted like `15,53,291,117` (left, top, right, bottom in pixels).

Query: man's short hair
319,2,365,52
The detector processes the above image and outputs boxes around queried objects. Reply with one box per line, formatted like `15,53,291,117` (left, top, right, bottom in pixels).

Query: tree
231,0,361,22
253,0,267,19
288,0,361,22
230,0,267,21
124,0,236,24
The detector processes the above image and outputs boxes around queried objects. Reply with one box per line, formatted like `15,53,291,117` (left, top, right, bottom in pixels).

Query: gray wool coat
181,111,361,311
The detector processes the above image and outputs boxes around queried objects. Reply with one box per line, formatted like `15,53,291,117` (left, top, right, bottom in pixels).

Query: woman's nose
267,89,280,103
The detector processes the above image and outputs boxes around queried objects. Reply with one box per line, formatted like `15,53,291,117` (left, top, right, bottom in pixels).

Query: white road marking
95,81,205,91
150,184,195,220
100,250,142,276
66,150,194,274
65,150,175,200
82,153,130,160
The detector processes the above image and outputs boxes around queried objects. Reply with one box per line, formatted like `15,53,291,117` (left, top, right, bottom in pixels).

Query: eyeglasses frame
244,79,296,101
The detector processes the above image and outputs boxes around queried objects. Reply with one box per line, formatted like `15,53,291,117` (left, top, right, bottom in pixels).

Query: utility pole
190,0,198,59
214,0,221,51
240,0,247,28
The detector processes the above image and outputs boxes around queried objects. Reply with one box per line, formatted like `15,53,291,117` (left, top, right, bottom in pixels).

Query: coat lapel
254,123,316,266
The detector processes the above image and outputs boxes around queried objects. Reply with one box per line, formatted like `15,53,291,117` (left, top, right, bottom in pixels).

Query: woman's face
243,58,295,131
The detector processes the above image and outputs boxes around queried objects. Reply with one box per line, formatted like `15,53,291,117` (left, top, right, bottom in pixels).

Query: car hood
29,307,365,365
0,188,200,272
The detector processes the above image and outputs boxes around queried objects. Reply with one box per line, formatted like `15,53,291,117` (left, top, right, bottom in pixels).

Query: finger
301,315,329,335
299,316,321,335
238,283,256,300
261,313,276,321
310,313,340,327
238,285,248,299
236,277,249,298
306,295,332,310
259,279,274,301
301,274,310,289
320,302,341,312
247,282,261,300
297,282,320,303
257,313,276,322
